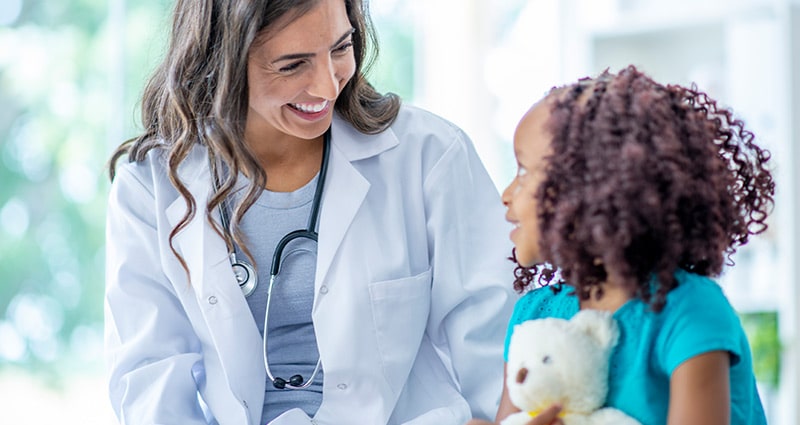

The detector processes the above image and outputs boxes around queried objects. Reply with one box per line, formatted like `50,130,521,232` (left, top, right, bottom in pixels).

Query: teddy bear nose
515,367,528,383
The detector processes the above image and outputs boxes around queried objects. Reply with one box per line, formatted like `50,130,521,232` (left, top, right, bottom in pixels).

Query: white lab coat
104,105,516,425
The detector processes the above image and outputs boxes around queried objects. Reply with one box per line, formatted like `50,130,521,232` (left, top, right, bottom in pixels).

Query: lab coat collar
329,112,399,161
164,113,398,295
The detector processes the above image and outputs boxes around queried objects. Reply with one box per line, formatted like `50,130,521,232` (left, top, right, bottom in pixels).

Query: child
474,65,774,425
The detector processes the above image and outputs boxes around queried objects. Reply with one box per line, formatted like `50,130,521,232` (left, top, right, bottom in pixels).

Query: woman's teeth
291,101,328,113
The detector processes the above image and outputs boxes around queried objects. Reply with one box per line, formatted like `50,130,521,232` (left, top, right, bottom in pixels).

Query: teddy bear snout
515,367,528,383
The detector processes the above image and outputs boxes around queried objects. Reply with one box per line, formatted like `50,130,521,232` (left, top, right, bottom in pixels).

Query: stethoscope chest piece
231,253,257,297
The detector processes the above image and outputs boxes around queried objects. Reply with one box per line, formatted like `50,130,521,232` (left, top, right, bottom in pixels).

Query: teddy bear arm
589,407,643,425
500,412,536,425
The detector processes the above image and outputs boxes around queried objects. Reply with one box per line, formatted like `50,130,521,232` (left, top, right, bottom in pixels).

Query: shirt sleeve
656,273,743,375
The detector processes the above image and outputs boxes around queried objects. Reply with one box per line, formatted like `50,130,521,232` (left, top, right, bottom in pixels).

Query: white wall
413,0,798,423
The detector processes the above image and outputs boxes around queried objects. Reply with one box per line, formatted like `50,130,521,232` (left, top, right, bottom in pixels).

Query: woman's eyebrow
271,28,355,64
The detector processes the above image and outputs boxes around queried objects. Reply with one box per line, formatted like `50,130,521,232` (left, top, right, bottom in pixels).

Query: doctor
104,0,515,423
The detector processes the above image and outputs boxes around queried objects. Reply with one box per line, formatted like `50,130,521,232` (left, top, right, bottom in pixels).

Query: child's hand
464,404,564,425
526,404,564,425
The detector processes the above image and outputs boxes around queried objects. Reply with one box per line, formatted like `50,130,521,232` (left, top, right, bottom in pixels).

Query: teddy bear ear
571,309,619,350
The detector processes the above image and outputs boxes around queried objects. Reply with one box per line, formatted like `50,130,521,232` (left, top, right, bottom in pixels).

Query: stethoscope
212,129,330,390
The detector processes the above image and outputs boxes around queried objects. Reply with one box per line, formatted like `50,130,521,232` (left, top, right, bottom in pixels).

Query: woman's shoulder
334,104,480,174
111,144,203,196
332,105,463,162
395,104,463,131
112,146,166,185
390,104,471,148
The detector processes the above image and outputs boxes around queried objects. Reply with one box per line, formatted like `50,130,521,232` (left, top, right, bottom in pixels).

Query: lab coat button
337,383,347,390
319,285,328,294
208,295,218,305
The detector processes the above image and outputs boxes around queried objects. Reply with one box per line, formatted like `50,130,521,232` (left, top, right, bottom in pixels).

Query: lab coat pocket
368,268,432,392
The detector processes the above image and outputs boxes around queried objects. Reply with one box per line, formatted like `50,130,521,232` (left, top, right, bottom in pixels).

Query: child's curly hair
513,65,775,312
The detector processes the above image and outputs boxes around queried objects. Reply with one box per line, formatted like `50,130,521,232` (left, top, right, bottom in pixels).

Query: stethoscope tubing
269,129,329,277
211,128,331,390
263,272,322,389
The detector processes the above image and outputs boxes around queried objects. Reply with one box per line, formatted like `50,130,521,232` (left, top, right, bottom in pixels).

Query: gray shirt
236,174,323,424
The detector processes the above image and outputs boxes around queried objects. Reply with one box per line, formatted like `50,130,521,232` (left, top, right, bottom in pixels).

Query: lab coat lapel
314,142,369,296
314,117,398,299
165,146,265,423
164,146,230,297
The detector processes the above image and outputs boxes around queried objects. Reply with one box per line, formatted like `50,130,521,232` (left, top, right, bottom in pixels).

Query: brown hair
513,65,775,311
107,0,399,277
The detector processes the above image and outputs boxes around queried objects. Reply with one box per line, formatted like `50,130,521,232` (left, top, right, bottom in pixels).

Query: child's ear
571,309,619,350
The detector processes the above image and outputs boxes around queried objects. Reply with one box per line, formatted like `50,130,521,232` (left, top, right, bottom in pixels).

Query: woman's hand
465,404,564,425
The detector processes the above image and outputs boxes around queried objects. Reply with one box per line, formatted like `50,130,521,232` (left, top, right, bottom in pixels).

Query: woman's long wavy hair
513,65,775,312
107,0,400,278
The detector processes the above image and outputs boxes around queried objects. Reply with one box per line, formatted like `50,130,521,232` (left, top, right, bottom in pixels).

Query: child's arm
495,364,520,421
464,363,564,425
466,404,562,425
667,351,731,425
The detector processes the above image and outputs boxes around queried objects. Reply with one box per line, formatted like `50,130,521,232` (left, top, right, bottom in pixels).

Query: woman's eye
334,42,353,54
279,61,303,73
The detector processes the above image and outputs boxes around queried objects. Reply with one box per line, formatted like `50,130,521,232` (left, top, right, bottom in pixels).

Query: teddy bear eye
542,355,551,364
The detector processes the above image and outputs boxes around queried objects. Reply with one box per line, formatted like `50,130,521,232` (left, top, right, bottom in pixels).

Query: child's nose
501,181,515,206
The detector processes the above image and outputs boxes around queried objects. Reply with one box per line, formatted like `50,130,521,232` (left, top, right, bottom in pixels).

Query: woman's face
246,0,356,142
502,100,552,267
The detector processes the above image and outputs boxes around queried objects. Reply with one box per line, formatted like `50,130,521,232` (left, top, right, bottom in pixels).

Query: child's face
502,101,551,267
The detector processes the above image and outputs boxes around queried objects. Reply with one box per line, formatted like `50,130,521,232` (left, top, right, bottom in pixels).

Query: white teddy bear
502,309,642,425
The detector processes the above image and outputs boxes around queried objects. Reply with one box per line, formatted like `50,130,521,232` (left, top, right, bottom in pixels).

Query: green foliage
370,10,415,101
0,0,170,380
740,311,781,388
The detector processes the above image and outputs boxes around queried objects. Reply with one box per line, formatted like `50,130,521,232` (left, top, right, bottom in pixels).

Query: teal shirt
504,269,766,425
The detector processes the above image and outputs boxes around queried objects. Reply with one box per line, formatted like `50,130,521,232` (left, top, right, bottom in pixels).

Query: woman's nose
308,59,339,100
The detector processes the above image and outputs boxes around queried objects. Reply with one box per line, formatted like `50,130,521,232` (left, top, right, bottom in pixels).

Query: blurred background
0,0,797,423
